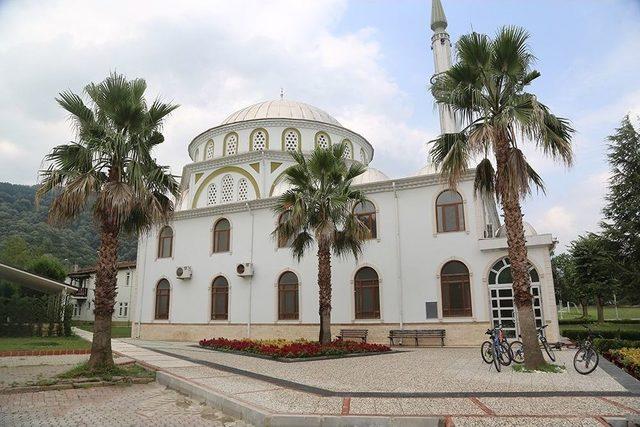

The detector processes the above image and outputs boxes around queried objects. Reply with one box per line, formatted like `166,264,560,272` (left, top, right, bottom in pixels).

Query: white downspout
136,234,149,339
392,182,404,329
246,202,255,338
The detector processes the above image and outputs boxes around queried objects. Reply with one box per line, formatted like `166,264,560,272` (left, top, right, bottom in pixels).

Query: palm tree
274,143,371,343
37,73,179,369
429,27,574,369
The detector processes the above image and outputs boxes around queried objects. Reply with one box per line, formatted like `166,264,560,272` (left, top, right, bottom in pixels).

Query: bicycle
573,325,599,375
509,324,556,364
481,324,511,372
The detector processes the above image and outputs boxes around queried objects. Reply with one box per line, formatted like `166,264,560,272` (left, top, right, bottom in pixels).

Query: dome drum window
342,139,353,159
282,129,300,152
211,276,229,320
440,261,472,317
224,133,238,156
436,190,465,233
251,129,268,151
315,132,330,149
205,140,214,160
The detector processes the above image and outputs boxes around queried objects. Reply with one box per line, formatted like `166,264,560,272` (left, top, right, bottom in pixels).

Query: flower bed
604,347,640,380
199,337,391,359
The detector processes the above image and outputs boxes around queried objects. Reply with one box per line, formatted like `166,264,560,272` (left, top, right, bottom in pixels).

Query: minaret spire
430,0,457,134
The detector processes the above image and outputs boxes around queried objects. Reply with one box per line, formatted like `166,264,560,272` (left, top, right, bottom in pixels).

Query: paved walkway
73,329,640,426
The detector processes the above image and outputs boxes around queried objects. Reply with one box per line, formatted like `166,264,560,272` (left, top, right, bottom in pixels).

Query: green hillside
0,182,137,268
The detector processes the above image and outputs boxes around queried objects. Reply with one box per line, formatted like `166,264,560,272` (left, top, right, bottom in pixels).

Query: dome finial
431,0,447,31
280,87,284,100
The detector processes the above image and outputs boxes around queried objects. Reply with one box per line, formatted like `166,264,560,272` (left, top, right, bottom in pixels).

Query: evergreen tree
602,116,640,303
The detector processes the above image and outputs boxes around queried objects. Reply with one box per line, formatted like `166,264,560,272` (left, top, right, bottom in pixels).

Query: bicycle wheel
491,343,501,372
498,342,511,366
481,341,493,364
542,339,556,362
573,347,599,375
509,341,525,364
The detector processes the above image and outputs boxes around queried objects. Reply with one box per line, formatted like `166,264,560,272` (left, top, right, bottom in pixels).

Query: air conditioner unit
176,266,192,279
236,263,253,277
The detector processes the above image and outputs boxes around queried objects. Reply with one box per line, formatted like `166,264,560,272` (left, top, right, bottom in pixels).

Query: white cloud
0,0,429,184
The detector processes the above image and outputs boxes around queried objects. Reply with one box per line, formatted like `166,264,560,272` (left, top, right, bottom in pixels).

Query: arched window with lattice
206,183,218,206
205,140,214,160
282,128,300,152
237,178,249,201
342,139,353,159
220,174,234,203
315,132,330,149
360,148,367,163
251,129,268,151
224,133,238,156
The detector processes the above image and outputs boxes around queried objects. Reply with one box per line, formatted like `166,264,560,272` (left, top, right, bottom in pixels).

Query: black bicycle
573,325,599,375
509,324,556,364
481,324,511,372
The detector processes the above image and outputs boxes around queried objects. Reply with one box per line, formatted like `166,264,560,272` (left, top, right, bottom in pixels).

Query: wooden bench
336,329,368,343
388,329,446,347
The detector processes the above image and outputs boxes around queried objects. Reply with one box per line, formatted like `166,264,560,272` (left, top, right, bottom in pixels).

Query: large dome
221,99,342,127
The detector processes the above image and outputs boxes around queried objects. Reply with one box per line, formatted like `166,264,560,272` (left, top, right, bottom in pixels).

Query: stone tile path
70,329,640,426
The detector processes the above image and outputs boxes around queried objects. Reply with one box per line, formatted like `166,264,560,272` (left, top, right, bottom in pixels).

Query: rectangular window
278,284,299,320
355,280,380,319
124,303,128,317
125,272,131,287
441,280,472,317
118,302,123,317
211,289,228,320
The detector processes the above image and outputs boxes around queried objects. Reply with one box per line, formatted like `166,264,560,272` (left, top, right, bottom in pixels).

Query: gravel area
127,339,627,394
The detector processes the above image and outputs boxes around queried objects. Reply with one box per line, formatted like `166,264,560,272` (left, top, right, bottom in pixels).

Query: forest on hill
0,182,137,268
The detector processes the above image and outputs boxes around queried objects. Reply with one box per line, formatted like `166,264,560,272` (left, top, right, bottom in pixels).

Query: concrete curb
156,371,444,427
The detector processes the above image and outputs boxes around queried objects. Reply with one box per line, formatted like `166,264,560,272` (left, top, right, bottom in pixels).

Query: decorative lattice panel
252,130,266,151
225,134,238,156
206,141,214,159
237,178,249,201
221,174,234,203
343,143,351,158
316,133,329,149
206,184,218,206
360,148,367,163
284,130,299,152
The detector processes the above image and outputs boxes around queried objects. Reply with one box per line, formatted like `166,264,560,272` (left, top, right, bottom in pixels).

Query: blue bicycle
481,324,512,372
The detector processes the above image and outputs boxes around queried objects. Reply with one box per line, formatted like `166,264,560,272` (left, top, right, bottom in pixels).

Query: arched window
213,218,231,253
237,178,249,201
220,174,234,203
195,148,200,161
360,148,367,163
157,226,173,258
436,190,465,233
278,271,299,320
206,183,218,206
251,129,268,151
277,211,293,248
441,261,472,317
211,276,229,320
315,132,330,149
205,140,214,160
354,201,377,239
354,267,380,319
155,279,170,320
342,139,353,159
224,133,238,156
282,129,300,152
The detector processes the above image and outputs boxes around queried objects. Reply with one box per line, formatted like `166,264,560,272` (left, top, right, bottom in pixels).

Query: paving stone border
1,376,155,395
0,349,91,357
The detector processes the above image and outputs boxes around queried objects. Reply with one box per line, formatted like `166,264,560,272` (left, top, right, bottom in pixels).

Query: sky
0,0,639,252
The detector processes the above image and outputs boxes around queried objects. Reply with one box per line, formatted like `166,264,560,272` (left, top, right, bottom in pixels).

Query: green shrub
558,319,640,325
593,339,640,353
562,329,640,341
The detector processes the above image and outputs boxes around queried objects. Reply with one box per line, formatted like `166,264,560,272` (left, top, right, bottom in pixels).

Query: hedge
593,339,640,353
563,329,640,341
559,319,640,325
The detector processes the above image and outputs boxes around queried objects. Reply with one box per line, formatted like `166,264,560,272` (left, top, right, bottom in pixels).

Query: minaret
430,0,457,134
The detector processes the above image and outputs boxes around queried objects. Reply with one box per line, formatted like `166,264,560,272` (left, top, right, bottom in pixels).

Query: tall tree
37,73,179,369
429,27,574,369
602,116,640,304
570,233,619,323
273,143,370,343
552,252,589,318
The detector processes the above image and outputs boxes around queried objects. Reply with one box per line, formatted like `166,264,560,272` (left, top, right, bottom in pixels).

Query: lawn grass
0,336,91,352
73,321,131,338
512,362,565,373
58,362,154,381
558,306,640,321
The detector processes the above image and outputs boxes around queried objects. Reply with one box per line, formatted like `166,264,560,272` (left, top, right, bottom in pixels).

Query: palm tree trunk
317,240,332,344
87,222,118,369
495,140,546,369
